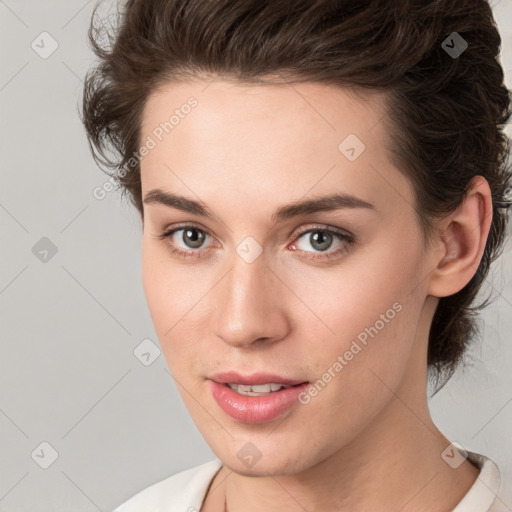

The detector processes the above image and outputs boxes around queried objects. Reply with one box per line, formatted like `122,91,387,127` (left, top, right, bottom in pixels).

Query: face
140,78,435,476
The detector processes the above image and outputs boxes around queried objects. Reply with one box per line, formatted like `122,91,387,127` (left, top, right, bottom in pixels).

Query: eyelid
157,221,214,241
157,222,353,243
291,223,354,242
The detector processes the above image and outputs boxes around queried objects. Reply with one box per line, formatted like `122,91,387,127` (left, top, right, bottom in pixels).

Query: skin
139,78,491,512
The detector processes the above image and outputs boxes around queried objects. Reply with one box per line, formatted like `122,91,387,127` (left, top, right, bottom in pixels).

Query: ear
427,176,493,298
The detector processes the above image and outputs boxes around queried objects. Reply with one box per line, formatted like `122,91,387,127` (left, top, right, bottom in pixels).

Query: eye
155,223,355,261
156,224,214,259
290,226,354,261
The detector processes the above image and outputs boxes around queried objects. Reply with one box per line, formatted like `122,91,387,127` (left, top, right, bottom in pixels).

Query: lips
208,371,307,387
209,380,310,423
207,371,310,423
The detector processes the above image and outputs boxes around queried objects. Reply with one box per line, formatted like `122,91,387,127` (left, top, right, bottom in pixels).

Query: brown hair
81,0,512,393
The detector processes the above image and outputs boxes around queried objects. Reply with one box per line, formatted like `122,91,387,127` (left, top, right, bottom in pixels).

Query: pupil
185,228,204,248
312,231,332,251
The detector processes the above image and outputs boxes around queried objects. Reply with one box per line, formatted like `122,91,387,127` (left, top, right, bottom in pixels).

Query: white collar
451,450,502,512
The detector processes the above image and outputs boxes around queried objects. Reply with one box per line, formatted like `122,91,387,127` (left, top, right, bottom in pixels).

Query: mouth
222,382,305,396
208,371,308,391
207,372,310,423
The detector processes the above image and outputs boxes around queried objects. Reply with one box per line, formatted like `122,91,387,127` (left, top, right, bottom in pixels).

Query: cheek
141,243,184,353
292,266,422,449
295,236,421,336
141,238,194,326
295,233,425,382
141,241,214,372
141,242,169,328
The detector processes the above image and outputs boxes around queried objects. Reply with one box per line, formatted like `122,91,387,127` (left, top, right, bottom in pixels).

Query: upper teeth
227,383,290,395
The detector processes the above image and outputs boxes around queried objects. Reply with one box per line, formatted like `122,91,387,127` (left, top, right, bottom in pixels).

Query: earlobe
427,176,493,297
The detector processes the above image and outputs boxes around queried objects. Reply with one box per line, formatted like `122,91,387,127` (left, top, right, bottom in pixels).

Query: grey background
0,0,511,511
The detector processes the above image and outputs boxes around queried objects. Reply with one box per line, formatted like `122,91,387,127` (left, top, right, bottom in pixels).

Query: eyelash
156,223,355,261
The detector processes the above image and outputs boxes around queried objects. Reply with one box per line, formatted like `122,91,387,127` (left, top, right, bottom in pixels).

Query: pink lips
208,371,309,424
208,371,306,386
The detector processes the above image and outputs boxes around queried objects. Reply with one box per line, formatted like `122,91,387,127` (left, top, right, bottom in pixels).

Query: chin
218,447,312,478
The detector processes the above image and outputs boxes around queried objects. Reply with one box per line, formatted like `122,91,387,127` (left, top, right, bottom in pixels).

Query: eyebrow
143,188,376,224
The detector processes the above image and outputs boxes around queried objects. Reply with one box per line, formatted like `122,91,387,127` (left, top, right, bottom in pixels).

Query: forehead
139,79,412,222
141,78,388,143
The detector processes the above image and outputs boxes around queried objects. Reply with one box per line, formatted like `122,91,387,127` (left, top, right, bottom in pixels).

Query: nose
213,254,289,349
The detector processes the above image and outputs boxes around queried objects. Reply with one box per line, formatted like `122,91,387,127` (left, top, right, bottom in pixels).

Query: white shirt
113,450,505,512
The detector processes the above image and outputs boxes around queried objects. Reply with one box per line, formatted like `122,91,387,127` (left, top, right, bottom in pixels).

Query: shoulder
453,449,509,512
487,462,511,512
112,459,223,512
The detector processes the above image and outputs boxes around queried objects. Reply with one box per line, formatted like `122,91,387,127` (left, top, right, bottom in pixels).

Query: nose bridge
213,246,286,347
222,249,269,324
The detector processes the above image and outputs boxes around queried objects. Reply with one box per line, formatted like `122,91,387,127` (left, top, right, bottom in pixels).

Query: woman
81,0,511,510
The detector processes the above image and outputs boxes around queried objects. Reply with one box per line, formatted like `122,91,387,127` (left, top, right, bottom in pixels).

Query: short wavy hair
81,0,512,392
